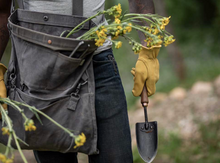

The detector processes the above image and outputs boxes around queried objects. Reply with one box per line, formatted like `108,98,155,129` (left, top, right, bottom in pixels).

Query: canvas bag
0,0,99,155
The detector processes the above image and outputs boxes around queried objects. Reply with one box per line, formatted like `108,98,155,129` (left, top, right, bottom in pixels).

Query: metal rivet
48,40,52,44
150,126,153,129
43,16,49,21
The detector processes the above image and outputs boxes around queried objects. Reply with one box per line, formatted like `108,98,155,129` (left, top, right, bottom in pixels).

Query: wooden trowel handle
141,85,149,107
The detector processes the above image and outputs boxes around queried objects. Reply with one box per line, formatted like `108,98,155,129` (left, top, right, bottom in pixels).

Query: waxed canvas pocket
1,88,98,154
13,36,84,90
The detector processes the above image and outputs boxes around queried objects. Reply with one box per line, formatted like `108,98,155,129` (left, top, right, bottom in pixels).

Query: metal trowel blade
136,121,158,163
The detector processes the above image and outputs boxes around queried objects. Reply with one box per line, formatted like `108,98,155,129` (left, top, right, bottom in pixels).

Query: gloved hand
131,46,161,97
0,63,7,118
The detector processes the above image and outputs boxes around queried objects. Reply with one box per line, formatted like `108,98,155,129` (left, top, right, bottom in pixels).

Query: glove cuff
139,45,161,59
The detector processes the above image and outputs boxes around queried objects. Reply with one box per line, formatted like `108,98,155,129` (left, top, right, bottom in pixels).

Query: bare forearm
0,15,10,60
0,0,12,60
128,0,155,46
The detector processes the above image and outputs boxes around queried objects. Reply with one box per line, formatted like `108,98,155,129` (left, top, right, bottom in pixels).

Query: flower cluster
115,41,122,49
142,16,174,48
0,154,13,163
71,3,175,55
1,127,10,136
93,22,133,49
159,16,171,30
129,42,143,54
24,119,36,131
74,133,86,149
94,26,107,47
109,3,122,19
164,35,175,47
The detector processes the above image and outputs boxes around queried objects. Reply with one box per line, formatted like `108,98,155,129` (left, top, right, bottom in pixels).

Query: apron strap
11,0,24,13
72,0,83,16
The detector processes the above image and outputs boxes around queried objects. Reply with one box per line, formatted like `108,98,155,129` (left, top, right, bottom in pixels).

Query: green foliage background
1,0,220,162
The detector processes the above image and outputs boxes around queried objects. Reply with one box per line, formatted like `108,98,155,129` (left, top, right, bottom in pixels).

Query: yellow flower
99,30,107,38
115,18,121,24
25,120,37,131
157,35,163,39
114,3,122,18
145,27,152,34
0,154,7,162
155,39,163,46
25,126,29,131
144,37,154,47
96,29,107,40
115,41,122,49
95,38,105,47
161,16,171,26
102,28,107,33
74,133,86,149
164,35,175,47
115,30,120,37
112,36,118,40
116,4,122,14
31,126,37,131
5,159,13,163
100,26,107,32
1,127,10,135
125,23,132,33
117,26,123,30
132,43,143,54
152,28,159,35
160,24,165,30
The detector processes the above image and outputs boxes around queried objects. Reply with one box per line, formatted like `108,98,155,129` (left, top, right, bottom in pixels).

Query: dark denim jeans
34,48,133,163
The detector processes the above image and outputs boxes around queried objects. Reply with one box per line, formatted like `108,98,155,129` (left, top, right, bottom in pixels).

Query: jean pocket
93,51,119,79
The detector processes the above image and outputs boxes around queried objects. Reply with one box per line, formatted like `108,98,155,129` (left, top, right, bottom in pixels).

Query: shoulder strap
72,0,83,16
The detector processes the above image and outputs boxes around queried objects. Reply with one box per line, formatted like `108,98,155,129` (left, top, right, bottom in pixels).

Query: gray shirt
23,0,112,54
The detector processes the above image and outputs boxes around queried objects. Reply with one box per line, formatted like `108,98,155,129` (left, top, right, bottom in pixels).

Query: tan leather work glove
0,63,7,118
131,46,161,97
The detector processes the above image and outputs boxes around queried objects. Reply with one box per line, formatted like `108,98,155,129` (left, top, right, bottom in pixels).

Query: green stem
121,16,156,25
1,105,13,132
10,100,75,137
3,98,77,138
0,105,13,156
124,13,163,18
1,99,29,122
130,25,153,36
31,107,76,138
66,12,102,38
12,132,28,163
123,35,133,42
4,134,12,156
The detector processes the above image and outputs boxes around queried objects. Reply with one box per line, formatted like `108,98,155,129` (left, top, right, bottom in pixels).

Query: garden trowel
136,86,158,163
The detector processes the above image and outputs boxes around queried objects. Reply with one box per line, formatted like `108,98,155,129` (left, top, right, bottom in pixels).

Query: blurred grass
133,119,220,163
1,0,220,161
113,27,220,109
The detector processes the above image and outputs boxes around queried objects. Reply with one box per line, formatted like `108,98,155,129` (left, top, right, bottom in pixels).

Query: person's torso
23,0,105,25
21,0,112,54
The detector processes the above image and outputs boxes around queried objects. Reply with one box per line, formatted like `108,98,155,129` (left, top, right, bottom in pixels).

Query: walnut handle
141,85,149,107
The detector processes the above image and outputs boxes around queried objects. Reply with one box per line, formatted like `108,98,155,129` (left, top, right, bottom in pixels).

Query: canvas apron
0,0,99,155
